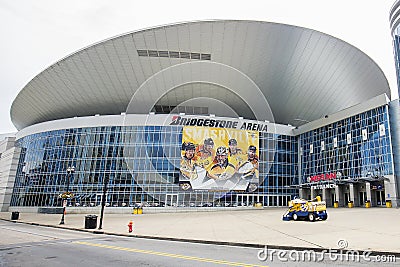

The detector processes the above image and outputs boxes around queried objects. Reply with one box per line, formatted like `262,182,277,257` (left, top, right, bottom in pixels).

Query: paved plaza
1,207,399,255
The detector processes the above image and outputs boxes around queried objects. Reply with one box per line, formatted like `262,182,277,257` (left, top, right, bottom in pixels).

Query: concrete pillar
388,101,400,208
335,185,343,207
299,188,306,199
365,182,372,202
322,188,327,203
0,138,20,212
349,183,356,206
384,175,399,208
310,188,316,199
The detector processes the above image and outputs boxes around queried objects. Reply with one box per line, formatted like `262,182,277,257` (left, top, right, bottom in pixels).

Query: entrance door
248,195,255,206
236,194,254,207
344,193,349,204
237,195,246,206
376,191,385,206
237,194,259,206
315,190,322,199
331,193,336,206
359,192,367,205
96,193,107,206
165,194,178,207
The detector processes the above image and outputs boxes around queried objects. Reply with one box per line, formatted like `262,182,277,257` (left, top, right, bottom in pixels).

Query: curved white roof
11,20,390,130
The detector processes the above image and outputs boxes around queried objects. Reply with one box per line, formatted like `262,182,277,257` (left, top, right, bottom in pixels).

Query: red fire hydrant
128,220,134,233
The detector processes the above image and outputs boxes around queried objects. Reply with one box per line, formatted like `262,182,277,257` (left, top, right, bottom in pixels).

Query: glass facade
394,35,400,95
11,126,298,208
260,133,298,206
299,106,393,183
11,104,393,209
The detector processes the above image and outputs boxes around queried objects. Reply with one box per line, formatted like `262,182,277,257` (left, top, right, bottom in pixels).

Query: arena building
0,20,399,212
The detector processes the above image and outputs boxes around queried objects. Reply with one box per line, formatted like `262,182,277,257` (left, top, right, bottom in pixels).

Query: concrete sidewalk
1,207,400,255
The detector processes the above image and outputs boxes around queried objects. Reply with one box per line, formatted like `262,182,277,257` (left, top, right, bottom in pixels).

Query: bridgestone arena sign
170,115,268,132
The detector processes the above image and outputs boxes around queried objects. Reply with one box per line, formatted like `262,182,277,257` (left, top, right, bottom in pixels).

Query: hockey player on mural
179,127,260,191
207,147,236,180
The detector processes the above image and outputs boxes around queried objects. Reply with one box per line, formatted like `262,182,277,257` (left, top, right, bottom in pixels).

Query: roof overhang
11,20,391,130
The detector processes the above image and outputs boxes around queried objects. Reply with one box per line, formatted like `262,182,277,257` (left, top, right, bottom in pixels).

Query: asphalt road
0,220,398,267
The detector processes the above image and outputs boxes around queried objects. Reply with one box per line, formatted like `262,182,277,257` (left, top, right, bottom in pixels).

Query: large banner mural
179,126,259,192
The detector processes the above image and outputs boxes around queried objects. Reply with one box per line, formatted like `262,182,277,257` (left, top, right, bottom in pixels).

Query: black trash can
84,215,98,229
11,211,19,220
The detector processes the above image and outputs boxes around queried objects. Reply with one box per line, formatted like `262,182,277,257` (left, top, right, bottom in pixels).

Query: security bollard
348,201,354,208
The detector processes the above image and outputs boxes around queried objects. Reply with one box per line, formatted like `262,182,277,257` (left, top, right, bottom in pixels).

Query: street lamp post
98,175,109,230
60,166,75,225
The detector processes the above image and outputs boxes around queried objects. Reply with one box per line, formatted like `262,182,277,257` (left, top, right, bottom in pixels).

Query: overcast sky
0,0,397,133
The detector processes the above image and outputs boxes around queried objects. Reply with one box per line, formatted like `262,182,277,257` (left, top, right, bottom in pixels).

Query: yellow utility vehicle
282,196,328,222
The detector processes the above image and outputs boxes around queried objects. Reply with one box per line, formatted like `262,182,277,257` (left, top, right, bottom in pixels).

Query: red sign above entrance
308,173,337,183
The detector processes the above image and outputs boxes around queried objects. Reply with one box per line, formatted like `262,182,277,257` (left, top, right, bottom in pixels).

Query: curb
2,218,399,258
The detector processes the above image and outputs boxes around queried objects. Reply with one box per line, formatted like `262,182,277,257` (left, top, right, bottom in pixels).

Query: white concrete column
322,188,327,203
349,183,356,205
0,138,20,212
384,175,398,208
335,185,343,207
365,182,372,202
310,187,316,199
299,188,306,199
